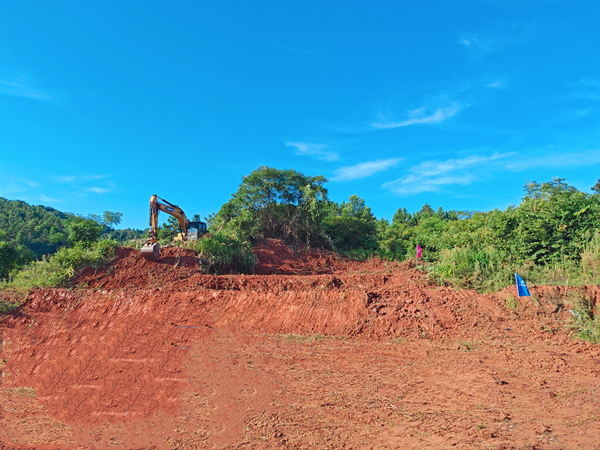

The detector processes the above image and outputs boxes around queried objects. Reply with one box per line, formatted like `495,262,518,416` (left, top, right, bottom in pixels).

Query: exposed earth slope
1,240,599,449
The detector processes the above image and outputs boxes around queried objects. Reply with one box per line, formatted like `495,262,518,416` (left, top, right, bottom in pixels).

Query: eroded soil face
1,243,599,449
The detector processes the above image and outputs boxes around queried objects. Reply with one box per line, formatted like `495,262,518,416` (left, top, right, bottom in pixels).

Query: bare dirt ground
1,240,599,449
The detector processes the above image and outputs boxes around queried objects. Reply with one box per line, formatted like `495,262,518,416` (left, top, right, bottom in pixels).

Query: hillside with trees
208,167,600,291
0,198,144,280
3,169,600,293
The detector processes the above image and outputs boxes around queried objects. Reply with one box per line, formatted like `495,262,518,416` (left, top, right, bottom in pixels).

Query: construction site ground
1,240,599,449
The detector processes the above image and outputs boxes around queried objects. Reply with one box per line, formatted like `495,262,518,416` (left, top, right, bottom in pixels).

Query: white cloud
286,142,339,161
20,179,39,188
459,22,535,54
87,187,110,194
332,158,402,182
57,174,108,183
459,35,498,53
382,149,600,196
505,149,600,171
0,178,39,195
0,74,57,101
55,174,114,194
372,104,463,129
485,80,505,89
382,153,511,195
569,78,600,101
39,194,61,203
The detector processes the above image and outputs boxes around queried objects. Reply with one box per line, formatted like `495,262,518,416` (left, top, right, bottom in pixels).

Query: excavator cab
188,221,208,240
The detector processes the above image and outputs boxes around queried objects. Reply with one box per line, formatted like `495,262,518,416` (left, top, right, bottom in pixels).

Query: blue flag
514,273,530,297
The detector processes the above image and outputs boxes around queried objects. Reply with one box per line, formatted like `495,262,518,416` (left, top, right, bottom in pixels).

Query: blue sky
1,1,599,229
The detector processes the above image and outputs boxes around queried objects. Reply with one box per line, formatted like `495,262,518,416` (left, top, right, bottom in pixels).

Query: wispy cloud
20,179,39,188
382,153,511,195
56,174,108,183
0,178,40,195
372,103,464,129
485,79,505,89
569,78,600,101
459,21,535,54
332,158,402,182
0,74,58,101
56,174,116,194
382,149,600,196
286,142,339,161
39,194,62,203
87,187,110,194
459,34,498,53
504,149,600,171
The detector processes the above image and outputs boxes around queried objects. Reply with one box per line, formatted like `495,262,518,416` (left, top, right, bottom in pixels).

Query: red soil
1,240,599,449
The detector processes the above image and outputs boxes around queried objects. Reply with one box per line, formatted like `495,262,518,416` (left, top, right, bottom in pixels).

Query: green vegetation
206,170,600,292
1,169,599,346
0,197,144,281
190,231,255,275
3,239,117,292
209,166,330,247
568,292,600,344
376,178,600,291
4,170,600,302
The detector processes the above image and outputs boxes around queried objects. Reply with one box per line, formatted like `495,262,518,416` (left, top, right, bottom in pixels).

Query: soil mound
2,242,599,449
253,238,411,275
253,239,341,275
77,246,199,290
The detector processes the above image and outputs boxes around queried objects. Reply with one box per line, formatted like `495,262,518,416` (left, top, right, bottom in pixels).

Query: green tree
103,211,123,227
68,219,104,247
0,230,33,280
322,195,379,254
392,207,412,225
211,166,329,245
157,216,180,241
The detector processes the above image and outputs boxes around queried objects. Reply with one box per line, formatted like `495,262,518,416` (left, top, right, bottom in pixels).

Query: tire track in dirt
1,243,599,449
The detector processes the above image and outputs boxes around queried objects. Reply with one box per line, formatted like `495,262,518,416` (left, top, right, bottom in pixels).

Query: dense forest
0,198,144,280
2,167,600,293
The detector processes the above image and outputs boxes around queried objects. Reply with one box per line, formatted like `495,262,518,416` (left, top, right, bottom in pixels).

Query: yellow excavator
141,194,208,261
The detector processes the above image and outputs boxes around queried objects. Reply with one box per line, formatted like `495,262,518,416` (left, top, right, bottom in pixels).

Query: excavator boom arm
156,202,190,238
142,194,192,261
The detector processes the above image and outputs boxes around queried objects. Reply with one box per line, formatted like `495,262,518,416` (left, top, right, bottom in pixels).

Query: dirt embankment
1,240,599,449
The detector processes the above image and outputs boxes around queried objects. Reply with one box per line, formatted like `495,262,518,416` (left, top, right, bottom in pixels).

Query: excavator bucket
141,242,160,261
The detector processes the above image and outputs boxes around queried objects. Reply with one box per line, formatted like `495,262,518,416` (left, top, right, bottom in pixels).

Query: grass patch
457,341,479,351
427,233,600,293
568,292,600,344
9,387,36,397
285,334,326,343
1,239,117,294
0,297,24,315
505,294,520,310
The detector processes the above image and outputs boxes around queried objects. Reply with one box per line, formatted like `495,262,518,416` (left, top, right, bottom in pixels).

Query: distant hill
0,197,145,259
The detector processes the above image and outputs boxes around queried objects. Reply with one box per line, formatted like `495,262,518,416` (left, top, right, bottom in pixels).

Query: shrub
68,219,104,246
431,245,515,292
0,240,33,281
581,231,600,283
3,239,117,292
191,232,255,275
